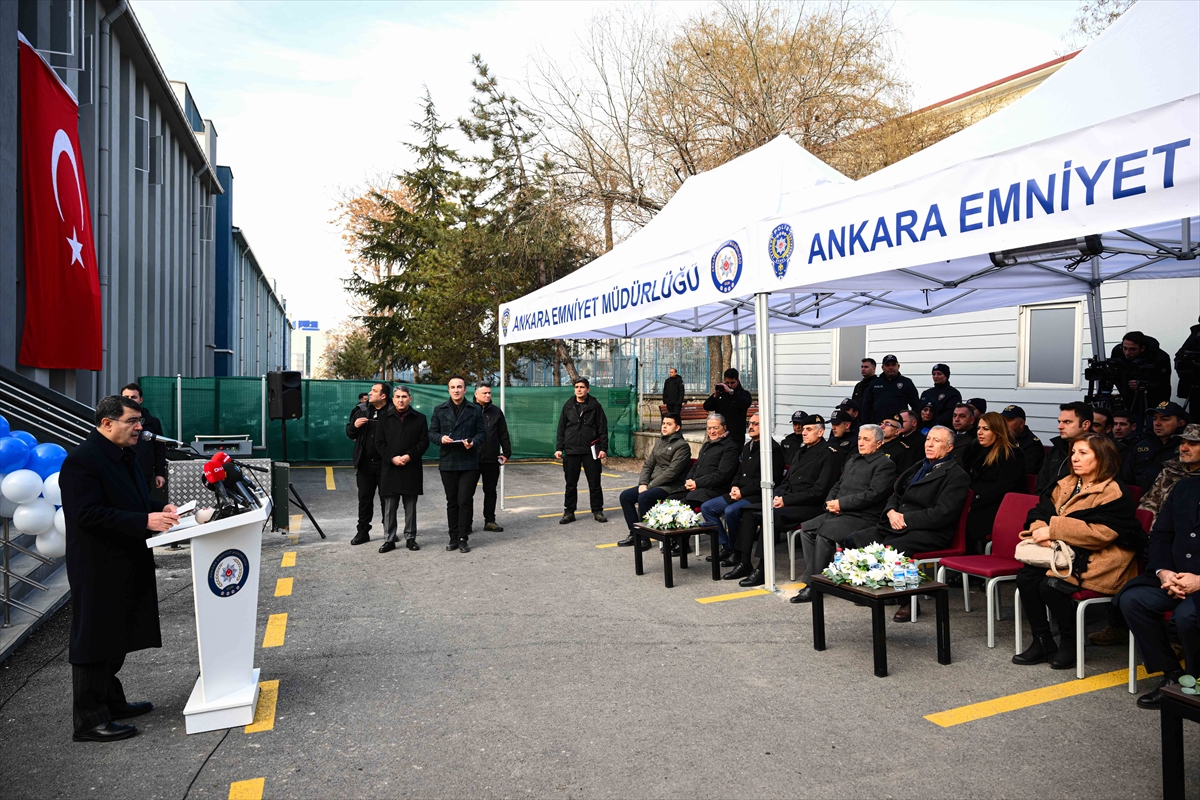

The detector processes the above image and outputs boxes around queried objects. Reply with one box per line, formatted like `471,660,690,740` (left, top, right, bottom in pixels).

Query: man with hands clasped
428,375,487,553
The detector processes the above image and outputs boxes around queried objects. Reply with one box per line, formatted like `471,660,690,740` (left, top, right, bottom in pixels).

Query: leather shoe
111,701,153,720
1087,624,1124,647
378,541,396,553
446,542,460,551
706,546,732,563
1048,643,1077,670
484,522,504,532
1013,635,1057,665
738,567,765,587
458,541,471,553
1137,676,1180,709
791,587,814,604
593,512,608,523
723,562,753,581
405,539,420,551
350,532,370,546
617,535,637,547
893,601,919,623
559,513,576,525
73,721,137,742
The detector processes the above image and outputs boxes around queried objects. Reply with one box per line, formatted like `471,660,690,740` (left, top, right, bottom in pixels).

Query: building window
134,116,149,173
200,203,214,242
1018,302,1081,387
833,325,867,384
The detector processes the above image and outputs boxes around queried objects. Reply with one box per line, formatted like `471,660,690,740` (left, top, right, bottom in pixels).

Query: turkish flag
18,35,102,370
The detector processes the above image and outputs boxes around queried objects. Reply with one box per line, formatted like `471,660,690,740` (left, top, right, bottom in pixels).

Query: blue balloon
10,430,37,449
0,414,9,438
27,443,67,480
0,437,30,472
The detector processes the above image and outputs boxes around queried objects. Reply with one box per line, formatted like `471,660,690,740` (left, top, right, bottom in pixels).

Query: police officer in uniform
1123,401,1187,493
1000,405,1044,476
879,412,917,472
827,410,855,463
918,363,961,428
852,358,877,403
781,410,808,467
860,354,920,425
836,398,863,435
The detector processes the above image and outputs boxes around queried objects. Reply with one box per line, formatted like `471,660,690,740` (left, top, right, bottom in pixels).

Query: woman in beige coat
1012,433,1143,670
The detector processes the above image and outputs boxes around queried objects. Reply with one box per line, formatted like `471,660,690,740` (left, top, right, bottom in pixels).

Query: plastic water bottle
894,562,906,590
834,546,843,565
907,561,920,590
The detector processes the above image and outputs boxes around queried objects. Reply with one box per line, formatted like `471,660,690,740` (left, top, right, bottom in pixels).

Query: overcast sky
132,0,1081,330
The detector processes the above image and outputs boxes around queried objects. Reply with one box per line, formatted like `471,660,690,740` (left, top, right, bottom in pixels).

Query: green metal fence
138,377,637,463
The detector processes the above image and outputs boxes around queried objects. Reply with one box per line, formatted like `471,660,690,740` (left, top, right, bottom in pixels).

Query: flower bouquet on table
821,542,918,589
640,499,705,531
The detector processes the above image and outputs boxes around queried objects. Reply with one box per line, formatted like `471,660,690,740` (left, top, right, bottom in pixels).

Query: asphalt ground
0,461,1194,799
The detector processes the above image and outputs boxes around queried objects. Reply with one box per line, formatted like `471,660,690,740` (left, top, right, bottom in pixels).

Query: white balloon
2,469,45,504
54,506,66,535
42,472,62,506
36,528,65,558
13,498,55,535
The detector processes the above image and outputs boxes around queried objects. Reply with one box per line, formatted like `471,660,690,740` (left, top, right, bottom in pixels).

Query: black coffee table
1160,683,1200,800
808,574,950,677
631,523,719,588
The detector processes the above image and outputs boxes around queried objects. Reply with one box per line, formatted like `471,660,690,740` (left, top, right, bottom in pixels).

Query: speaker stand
279,419,326,539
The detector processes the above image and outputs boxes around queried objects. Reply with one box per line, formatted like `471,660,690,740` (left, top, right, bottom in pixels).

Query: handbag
1014,537,1075,578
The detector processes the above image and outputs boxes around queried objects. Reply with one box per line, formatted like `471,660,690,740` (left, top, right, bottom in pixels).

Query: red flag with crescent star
18,34,102,370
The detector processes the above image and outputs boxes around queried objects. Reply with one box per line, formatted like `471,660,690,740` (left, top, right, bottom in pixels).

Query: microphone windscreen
195,507,215,524
211,465,226,482
212,451,231,465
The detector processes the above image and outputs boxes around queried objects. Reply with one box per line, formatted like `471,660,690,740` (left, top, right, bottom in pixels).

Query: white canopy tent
499,0,1200,591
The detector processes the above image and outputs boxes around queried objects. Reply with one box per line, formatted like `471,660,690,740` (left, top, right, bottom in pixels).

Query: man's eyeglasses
110,416,144,426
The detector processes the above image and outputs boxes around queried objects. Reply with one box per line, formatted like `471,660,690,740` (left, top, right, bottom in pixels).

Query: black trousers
737,504,823,558
356,463,384,536
620,486,670,531
72,655,127,732
480,460,501,523
562,453,604,514
1015,565,1079,638
665,403,682,417
1118,580,1198,676
382,494,418,542
441,469,480,542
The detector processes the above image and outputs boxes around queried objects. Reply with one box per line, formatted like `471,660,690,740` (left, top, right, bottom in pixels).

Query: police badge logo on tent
711,240,743,294
768,224,794,279
501,307,510,337
209,549,250,598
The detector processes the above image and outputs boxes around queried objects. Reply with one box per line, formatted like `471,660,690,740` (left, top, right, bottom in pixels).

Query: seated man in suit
793,424,898,603
700,414,783,566
618,414,692,550
726,414,841,587
847,425,971,621
1117,472,1200,709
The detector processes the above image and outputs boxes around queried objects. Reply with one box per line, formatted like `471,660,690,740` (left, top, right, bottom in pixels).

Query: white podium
147,501,272,734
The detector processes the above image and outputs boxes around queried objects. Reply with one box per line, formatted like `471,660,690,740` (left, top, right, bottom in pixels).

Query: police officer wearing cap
1122,401,1188,493
860,354,920,425
836,398,862,435
1000,405,1044,476
879,413,917,472
827,410,855,462
918,364,961,429
781,410,808,467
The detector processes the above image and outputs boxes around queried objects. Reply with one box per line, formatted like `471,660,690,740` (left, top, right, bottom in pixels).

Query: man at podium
59,396,180,743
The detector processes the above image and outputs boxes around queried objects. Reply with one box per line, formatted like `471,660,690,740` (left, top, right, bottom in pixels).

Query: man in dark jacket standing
794,424,898,602
375,386,430,553
120,383,167,501
59,396,180,742
918,364,960,429
474,383,512,533
852,358,877,403
556,377,609,524
860,354,920,425
346,382,391,546
1001,405,1044,476
428,375,487,553
849,425,971,621
662,367,685,419
1123,401,1187,493
729,414,840,586
1037,402,1094,494
703,368,753,444
617,415,691,548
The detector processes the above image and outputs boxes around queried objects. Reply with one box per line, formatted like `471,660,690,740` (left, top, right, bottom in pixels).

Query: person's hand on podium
147,510,181,532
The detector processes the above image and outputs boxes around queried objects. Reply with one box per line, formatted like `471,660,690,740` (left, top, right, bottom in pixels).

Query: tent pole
753,293,776,592
499,344,506,512
1086,255,1106,362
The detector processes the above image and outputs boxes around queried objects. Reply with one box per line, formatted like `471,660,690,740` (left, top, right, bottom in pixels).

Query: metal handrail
1,519,51,628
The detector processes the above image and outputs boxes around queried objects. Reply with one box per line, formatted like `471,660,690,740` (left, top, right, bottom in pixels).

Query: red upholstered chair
1129,484,1144,504
938,492,1038,647
907,491,973,622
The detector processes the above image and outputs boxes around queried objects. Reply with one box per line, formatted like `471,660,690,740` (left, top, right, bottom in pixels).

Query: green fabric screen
137,377,636,464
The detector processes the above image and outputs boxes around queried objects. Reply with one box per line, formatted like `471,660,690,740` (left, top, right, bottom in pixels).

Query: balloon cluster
0,414,68,558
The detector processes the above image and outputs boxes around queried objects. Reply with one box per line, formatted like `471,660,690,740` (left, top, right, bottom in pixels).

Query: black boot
1048,636,1077,670
1012,634,1058,665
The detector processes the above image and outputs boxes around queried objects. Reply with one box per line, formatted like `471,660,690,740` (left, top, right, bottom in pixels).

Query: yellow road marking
696,588,772,604
245,680,279,733
289,514,301,532
779,582,806,591
229,778,265,800
925,665,1155,727
506,486,633,500
538,506,621,519
601,472,621,478
325,467,336,490
288,534,299,544
281,552,296,568
595,543,619,549
262,613,288,648
274,577,293,597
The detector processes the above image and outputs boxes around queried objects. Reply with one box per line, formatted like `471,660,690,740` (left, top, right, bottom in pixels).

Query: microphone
210,452,261,508
202,461,234,507
140,430,187,447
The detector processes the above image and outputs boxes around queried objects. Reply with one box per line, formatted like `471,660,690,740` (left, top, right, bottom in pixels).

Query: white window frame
831,325,868,386
1017,301,1082,388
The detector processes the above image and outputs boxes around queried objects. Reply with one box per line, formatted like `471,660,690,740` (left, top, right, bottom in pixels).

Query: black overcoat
376,406,430,496
59,430,164,664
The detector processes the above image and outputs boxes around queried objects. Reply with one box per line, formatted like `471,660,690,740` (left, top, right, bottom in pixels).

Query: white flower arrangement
640,499,705,531
821,542,917,589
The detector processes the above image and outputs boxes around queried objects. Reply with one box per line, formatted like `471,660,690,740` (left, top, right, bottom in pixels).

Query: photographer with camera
703,368,753,444
1175,316,1200,415
1109,331,1173,417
